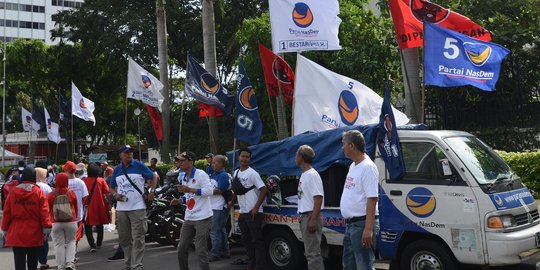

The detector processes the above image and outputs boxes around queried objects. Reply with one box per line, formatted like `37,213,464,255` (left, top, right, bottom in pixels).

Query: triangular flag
44,107,61,144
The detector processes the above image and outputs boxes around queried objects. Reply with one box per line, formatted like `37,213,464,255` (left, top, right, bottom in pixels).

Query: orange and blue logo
406,187,436,218
239,87,257,111
141,75,152,88
79,98,87,109
463,42,492,66
338,90,358,126
26,116,32,124
200,73,219,95
493,194,503,207
47,119,52,129
292,2,313,28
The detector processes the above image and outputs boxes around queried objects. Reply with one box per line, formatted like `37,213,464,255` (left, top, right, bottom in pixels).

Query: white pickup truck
228,125,540,270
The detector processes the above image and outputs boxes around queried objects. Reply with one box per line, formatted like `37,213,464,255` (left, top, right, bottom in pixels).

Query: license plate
535,232,540,247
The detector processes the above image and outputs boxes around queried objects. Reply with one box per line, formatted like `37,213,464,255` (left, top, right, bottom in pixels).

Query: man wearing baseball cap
174,151,213,270
109,145,158,270
205,153,214,176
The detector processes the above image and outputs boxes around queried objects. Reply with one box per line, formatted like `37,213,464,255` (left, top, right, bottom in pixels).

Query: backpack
53,192,73,222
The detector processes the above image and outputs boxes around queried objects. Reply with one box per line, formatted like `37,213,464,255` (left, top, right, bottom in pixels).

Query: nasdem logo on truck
406,187,437,218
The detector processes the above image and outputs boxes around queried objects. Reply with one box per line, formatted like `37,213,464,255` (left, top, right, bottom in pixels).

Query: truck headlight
487,215,516,228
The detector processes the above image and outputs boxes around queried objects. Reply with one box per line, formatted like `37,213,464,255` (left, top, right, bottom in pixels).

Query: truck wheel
265,229,303,270
400,239,457,270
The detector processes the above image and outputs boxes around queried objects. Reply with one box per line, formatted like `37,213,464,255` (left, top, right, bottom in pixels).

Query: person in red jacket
83,163,111,252
1,167,21,210
48,172,79,270
1,166,52,270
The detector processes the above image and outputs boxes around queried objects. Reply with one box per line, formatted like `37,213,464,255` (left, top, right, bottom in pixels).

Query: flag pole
231,138,237,171
71,112,74,161
290,52,301,136
265,88,279,138
124,94,128,144
177,87,186,155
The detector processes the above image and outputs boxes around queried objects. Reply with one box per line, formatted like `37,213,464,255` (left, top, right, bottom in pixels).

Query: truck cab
378,130,540,269
229,126,540,270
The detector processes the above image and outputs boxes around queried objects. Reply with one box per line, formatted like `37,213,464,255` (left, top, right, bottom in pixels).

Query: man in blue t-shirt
110,145,158,270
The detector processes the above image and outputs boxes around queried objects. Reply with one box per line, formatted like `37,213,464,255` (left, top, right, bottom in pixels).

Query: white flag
71,82,96,125
44,107,61,144
127,58,164,110
269,0,341,53
293,55,409,135
21,107,40,133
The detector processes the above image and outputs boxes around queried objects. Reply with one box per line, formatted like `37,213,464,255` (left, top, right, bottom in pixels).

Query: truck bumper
486,222,540,265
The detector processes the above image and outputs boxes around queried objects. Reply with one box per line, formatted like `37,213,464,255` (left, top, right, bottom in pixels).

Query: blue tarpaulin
227,124,428,177
227,124,379,176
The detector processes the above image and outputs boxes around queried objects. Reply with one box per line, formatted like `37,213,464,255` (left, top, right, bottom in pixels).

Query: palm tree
202,0,219,153
156,0,171,162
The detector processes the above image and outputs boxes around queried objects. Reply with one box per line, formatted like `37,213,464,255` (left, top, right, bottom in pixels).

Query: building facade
1,0,83,45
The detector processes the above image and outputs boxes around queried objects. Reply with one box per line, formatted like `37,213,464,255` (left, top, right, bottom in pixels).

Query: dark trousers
84,223,104,249
38,238,48,265
238,213,266,270
13,246,39,270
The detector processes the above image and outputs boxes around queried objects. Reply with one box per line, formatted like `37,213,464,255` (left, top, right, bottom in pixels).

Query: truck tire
400,239,457,270
265,229,303,270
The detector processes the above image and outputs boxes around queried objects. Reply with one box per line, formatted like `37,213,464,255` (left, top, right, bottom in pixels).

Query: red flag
145,104,163,141
389,0,491,49
259,43,295,103
198,102,224,118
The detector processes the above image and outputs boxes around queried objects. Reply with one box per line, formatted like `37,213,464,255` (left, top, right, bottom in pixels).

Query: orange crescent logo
200,74,219,95
406,187,437,218
239,87,257,111
292,3,314,28
338,91,359,126
79,98,87,109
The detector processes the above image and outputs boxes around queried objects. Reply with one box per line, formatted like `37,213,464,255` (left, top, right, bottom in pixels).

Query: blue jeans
210,208,230,257
342,218,380,270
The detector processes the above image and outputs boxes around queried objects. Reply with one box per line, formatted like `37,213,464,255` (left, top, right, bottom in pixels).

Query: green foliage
497,150,540,197
194,159,208,171
472,128,540,152
155,163,176,175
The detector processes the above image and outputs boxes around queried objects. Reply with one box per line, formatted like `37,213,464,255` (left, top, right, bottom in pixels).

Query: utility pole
202,0,219,154
401,48,423,124
156,0,170,162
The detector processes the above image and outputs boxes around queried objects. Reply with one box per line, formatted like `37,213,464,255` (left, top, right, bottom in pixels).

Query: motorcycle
145,170,185,247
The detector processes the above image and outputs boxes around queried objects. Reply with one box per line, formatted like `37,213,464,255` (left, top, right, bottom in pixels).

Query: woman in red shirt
1,166,52,270
83,163,111,252
47,173,78,270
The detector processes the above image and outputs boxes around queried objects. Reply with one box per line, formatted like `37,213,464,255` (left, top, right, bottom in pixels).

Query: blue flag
377,81,405,180
424,22,510,91
32,100,46,131
235,59,262,145
59,94,71,125
185,55,234,115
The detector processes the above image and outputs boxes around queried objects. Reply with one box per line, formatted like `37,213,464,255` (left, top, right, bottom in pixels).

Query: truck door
379,140,484,264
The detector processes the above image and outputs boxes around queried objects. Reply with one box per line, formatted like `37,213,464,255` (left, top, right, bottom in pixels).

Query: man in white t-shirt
296,145,325,270
340,130,380,270
173,151,213,270
109,145,158,270
233,147,267,270
64,161,89,244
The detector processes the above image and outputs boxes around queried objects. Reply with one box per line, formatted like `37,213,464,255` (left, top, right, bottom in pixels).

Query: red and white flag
389,0,491,49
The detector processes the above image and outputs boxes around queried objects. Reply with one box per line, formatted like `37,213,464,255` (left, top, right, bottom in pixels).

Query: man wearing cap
205,153,214,176
173,151,213,270
64,161,89,244
109,145,157,270
75,163,87,180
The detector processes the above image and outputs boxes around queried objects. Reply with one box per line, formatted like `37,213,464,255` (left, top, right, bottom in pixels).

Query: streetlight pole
2,32,7,168
134,107,142,161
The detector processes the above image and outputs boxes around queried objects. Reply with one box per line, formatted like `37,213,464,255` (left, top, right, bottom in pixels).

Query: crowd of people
0,130,380,270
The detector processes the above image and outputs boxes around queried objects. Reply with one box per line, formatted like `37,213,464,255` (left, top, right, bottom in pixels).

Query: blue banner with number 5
424,22,510,91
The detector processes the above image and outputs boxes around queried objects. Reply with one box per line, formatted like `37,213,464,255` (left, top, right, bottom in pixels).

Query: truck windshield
444,136,514,185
